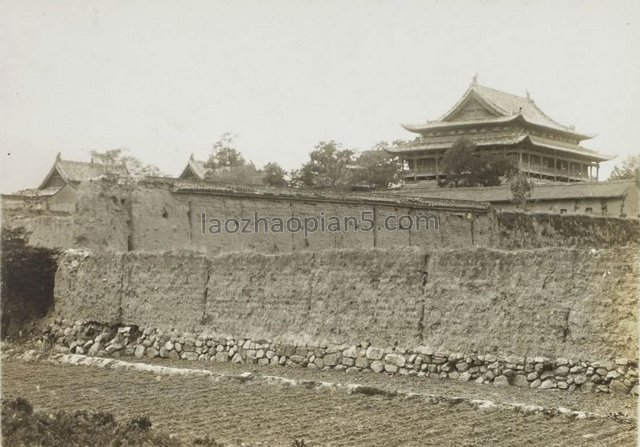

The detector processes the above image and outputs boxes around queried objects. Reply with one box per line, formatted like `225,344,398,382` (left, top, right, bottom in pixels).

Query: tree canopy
89,149,164,178
509,170,535,210
294,141,355,189
292,140,405,190
440,137,513,187
203,134,262,185
608,155,640,180
349,142,403,189
261,162,287,187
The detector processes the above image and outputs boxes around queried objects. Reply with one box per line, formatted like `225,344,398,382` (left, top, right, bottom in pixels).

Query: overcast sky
1,0,639,192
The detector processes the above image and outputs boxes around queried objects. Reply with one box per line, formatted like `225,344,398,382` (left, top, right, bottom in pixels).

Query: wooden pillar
596,163,599,181
568,161,572,181
539,154,543,179
435,156,439,181
553,152,557,182
413,155,417,182
519,151,523,171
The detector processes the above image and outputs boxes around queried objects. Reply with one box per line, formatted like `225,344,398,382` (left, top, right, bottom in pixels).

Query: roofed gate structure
39,152,129,191
179,154,207,180
388,79,614,182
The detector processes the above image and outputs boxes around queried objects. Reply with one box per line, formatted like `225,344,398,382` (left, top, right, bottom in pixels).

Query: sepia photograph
1,1,639,445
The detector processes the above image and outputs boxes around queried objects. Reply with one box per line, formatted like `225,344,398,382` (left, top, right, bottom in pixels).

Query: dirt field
2,358,636,446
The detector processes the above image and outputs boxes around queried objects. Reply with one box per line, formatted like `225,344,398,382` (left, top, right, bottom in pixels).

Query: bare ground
1,357,636,446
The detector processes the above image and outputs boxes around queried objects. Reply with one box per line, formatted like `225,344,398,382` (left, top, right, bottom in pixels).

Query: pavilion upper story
387,80,614,182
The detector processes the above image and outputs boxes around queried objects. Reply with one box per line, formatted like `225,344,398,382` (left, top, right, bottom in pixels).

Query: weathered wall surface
54,250,124,324
54,247,638,362
495,213,640,249
203,250,425,346
54,251,209,332
127,182,489,255
2,211,75,249
5,180,638,253
423,248,638,361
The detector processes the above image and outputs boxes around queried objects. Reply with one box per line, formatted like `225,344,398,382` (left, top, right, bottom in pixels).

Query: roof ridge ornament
525,89,531,100
472,74,478,84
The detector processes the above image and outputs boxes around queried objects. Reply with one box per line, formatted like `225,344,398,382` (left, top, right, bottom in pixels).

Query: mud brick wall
54,250,125,323
54,246,638,362
423,248,638,361
54,251,209,332
1,211,76,249
128,182,489,254
203,250,425,346
5,180,639,253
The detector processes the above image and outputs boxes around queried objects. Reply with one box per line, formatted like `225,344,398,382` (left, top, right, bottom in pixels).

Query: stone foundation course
39,320,639,396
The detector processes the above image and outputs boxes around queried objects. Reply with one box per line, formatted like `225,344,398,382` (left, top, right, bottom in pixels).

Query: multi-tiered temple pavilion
387,80,614,182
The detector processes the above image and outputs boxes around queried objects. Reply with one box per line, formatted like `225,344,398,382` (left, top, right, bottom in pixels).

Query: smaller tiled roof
38,154,130,189
391,179,636,203
172,180,490,212
179,155,207,180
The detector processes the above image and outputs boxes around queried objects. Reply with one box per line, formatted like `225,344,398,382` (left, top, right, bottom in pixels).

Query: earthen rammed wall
55,247,638,362
4,180,639,253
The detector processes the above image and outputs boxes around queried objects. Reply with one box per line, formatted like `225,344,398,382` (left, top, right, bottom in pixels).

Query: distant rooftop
38,153,130,190
179,154,207,180
391,178,637,203
402,80,594,140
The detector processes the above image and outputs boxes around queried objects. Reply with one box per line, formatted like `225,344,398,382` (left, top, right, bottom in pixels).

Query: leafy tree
90,149,124,165
349,142,403,189
440,137,513,187
203,133,263,185
121,156,164,177
262,162,287,187
296,141,354,189
440,137,475,187
608,155,640,180
287,168,308,189
207,163,263,185
467,153,514,187
509,170,535,210
204,133,246,171
89,149,164,178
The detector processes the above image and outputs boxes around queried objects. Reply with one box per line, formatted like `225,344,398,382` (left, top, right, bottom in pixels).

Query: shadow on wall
1,229,58,338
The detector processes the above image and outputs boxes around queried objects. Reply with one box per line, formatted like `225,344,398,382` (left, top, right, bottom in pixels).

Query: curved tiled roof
386,132,611,162
38,155,130,189
392,178,636,203
403,82,595,140
179,155,207,180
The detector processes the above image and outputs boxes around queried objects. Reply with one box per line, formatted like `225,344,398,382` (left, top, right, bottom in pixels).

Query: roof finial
56,152,62,161
189,153,195,161
525,89,531,100
472,74,478,84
